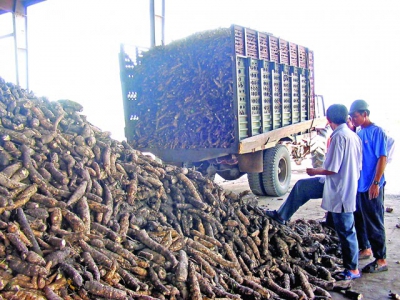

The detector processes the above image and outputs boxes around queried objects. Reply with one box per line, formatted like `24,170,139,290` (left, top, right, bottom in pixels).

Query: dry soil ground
216,153,400,300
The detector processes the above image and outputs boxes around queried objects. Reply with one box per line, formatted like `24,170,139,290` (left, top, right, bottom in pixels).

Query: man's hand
369,184,380,200
306,168,318,176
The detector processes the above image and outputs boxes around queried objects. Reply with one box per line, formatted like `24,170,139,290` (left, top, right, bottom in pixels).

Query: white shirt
321,123,362,213
387,135,395,164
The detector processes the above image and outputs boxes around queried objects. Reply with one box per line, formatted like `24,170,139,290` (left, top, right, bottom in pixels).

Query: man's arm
369,155,387,199
306,167,336,176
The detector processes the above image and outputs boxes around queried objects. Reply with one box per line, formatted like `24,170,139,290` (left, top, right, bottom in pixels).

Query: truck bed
119,25,319,163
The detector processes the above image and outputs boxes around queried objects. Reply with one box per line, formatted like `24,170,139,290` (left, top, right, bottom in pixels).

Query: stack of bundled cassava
127,28,236,150
0,77,349,300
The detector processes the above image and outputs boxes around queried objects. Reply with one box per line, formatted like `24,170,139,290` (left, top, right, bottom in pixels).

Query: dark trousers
354,187,386,259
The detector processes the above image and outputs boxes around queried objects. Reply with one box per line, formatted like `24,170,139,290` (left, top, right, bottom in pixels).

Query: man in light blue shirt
307,104,362,280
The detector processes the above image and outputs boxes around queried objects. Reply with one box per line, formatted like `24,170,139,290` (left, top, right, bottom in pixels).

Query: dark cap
349,99,369,115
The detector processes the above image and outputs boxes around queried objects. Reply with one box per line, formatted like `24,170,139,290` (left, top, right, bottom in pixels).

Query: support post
12,4,29,89
149,0,165,48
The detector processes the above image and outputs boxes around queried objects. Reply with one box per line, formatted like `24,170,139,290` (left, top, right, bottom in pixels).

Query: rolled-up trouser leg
277,177,324,221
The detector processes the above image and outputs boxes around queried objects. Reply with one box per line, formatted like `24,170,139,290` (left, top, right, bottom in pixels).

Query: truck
119,24,327,197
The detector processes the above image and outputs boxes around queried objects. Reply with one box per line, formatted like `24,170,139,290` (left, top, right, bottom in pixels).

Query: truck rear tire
310,127,330,168
262,145,291,197
247,173,266,196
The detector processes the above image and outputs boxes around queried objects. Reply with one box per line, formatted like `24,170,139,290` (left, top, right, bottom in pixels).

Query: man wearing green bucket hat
349,99,389,274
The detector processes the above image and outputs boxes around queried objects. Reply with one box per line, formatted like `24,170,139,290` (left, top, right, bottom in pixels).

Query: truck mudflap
238,151,263,173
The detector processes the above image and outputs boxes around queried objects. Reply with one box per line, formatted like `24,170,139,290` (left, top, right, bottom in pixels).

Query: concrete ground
216,156,400,300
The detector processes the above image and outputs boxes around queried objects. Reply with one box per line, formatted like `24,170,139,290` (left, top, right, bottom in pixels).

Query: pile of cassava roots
0,77,353,300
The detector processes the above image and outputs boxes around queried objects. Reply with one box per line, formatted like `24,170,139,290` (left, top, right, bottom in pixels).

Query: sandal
335,269,361,281
362,260,388,273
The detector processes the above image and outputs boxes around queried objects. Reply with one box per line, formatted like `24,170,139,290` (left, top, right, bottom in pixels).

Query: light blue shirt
321,123,362,213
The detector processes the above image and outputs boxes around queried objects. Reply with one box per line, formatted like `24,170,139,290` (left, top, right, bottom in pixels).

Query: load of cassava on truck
119,24,327,196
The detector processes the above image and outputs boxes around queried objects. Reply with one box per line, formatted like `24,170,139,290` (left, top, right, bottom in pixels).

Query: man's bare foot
376,258,387,267
349,269,360,276
359,248,372,256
